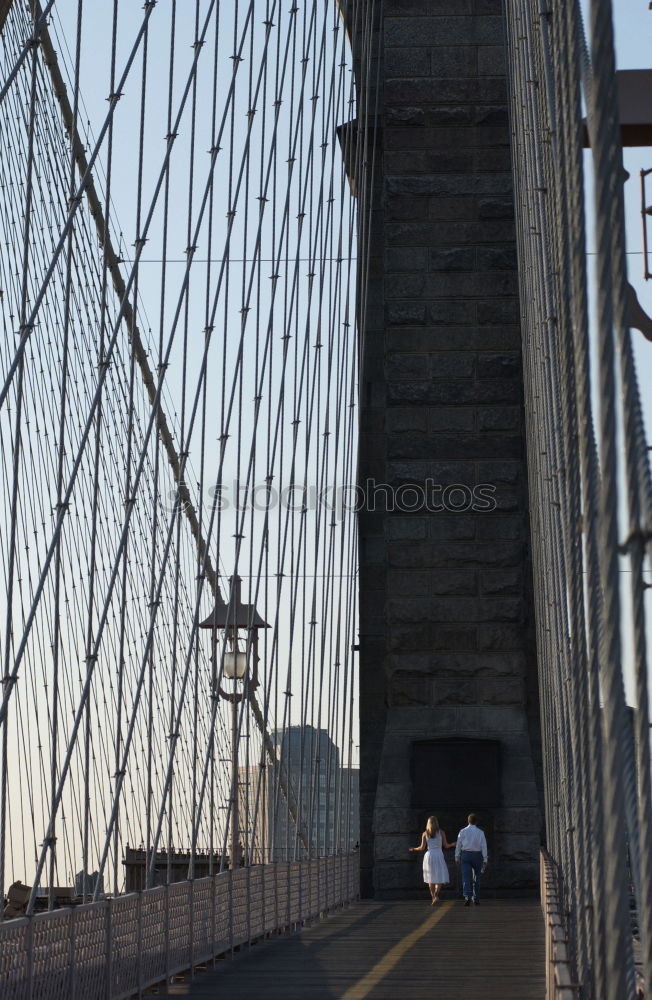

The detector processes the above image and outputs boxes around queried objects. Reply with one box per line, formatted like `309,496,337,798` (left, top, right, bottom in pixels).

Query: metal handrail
540,849,578,1000
0,853,359,1000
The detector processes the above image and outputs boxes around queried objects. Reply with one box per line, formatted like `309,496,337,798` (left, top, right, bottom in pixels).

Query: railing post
164,883,170,988
189,880,195,980
70,905,77,1000
210,873,216,966
106,899,113,1000
137,891,143,999
246,866,251,948
229,869,234,955
26,913,34,1000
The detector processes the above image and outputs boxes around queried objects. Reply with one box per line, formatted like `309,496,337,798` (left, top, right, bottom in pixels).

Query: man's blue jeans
460,850,484,901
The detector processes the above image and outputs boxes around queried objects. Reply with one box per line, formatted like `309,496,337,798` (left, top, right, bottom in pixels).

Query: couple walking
409,813,488,906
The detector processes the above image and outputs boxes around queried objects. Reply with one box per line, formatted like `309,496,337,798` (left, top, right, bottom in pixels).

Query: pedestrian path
168,898,545,999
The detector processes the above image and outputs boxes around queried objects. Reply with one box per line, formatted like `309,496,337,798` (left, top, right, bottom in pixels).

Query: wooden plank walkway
168,899,545,999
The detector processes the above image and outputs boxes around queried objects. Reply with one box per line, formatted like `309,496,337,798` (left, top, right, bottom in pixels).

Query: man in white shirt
455,813,488,905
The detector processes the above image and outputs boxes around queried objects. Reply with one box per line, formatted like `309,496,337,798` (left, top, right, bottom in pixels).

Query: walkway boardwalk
169,899,545,999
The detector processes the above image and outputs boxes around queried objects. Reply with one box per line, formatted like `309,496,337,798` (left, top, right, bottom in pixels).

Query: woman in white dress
409,815,456,904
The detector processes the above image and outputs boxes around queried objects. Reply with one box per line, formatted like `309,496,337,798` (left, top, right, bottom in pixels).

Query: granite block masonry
355,1,544,898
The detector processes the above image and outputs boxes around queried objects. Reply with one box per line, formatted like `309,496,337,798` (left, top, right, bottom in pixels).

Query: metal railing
0,854,359,1000
540,849,577,1000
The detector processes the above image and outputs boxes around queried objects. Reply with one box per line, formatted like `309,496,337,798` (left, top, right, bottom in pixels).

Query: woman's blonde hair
425,815,439,837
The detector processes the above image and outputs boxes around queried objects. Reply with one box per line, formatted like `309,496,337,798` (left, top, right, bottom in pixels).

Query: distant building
74,870,104,898
238,763,270,864
234,731,359,862
270,726,339,860
123,847,224,891
337,767,360,851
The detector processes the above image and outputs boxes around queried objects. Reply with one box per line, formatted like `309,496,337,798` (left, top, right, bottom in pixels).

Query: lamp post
199,576,268,871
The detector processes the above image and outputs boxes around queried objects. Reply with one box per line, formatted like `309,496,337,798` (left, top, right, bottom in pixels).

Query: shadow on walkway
167,898,544,1000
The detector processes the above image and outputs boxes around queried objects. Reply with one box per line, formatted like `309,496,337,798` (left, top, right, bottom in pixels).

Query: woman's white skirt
423,848,450,884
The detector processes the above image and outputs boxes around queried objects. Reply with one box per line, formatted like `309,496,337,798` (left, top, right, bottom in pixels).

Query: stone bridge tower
355,1,543,898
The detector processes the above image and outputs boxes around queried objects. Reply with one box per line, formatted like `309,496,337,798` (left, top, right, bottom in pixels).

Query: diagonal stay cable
0,0,242,735
0,0,156,415
24,0,318,902
0,0,56,106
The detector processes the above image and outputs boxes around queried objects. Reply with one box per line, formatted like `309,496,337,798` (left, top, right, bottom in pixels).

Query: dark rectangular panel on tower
411,739,501,809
